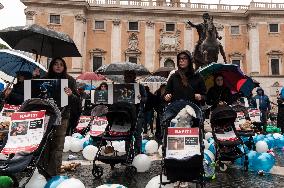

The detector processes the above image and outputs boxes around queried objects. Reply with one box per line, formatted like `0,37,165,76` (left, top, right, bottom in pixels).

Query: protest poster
76,116,92,131
112,83,140,104
234,111,246,130
24,79,68,107
248,109,261,123
90,117,108,136
1,111,46,154
0,104,21,123
166,127,200,159
91,90,111,104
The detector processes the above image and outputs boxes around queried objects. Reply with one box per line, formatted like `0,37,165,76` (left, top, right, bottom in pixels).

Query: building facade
21,0,284,96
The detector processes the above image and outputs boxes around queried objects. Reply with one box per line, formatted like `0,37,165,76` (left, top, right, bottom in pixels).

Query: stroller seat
0,154,33,173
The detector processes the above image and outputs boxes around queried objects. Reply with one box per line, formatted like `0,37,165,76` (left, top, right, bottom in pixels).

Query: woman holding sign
41,57,80,176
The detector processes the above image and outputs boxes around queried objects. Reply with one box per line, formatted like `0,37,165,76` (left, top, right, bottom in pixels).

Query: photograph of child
10,121,28,136
168,137,185,150
113,84,135,104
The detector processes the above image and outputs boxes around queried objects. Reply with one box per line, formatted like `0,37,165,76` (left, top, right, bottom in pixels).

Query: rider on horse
187,13,222,44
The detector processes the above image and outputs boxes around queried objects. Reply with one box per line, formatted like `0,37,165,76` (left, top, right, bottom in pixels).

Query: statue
187,13,227,69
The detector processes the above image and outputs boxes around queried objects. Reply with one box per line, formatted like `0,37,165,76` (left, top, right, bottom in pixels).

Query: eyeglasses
179,57,188,61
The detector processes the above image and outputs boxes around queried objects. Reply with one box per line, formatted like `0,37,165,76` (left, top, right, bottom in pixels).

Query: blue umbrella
84,84,96,90
0,49,47,78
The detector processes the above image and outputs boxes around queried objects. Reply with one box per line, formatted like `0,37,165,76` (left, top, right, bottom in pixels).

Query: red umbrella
77,72,106,81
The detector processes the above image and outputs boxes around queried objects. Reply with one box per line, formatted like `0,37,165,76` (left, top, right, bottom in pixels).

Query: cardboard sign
24,79,68,107
166,127,200,159
2,111,46,154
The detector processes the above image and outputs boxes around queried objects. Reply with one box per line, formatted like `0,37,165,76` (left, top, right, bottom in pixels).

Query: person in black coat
41,57,80,176
206,74,232,110
164,50,206,105
5,71,33,105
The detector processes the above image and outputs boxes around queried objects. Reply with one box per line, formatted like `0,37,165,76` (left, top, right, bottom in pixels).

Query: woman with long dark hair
42,57,80,176
164,50,206,105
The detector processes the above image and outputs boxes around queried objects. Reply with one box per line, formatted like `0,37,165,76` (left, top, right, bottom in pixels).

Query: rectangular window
129,57,137,64
50,15,61,24
269,24,279,33
166,23,175,32
94,20,104,30
231,26,240,35
128,21,139,31
232,60,240,67
93,56,102,71
271,58,280,75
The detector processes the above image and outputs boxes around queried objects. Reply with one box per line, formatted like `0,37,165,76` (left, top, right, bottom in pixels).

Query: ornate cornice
25,10,36,20
228,52,245,58
113,19,121,26
75,14,86,24
267,50,283,56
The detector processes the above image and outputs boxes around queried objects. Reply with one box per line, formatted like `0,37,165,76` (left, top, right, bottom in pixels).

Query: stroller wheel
219,163,227,172
125,165,137,178
92,166,103,179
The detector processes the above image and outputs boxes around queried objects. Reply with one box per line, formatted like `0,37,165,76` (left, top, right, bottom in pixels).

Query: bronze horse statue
194,17,227,69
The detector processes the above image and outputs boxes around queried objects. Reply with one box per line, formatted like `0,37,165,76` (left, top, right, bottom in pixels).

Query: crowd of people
1,50,282,178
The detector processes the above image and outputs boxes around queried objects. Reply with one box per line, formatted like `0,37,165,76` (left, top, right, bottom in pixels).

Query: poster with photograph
90,117,108,136
24,79,68,107
112,83,140,104
248,109,261,123
0,104,21,123
166,127,200,159
91,90,111,104
1,111,46,154
76,116,92,131
234,111,246,130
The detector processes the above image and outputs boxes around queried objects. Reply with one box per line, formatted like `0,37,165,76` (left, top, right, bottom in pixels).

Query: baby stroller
160,100,205,187
0,99,61,187
210,105,248,172
231,104,255,150
92,102,137,179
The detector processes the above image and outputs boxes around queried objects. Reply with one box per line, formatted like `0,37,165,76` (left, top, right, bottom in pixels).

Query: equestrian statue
187,13,227,69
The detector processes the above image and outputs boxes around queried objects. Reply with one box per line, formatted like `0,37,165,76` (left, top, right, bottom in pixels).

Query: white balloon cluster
145,140,159,154
132,154,152,172
63,136,84,153
145,175,174,188
82,145,98,161
24,169,47,188
255,141,269,153
57,178,85,188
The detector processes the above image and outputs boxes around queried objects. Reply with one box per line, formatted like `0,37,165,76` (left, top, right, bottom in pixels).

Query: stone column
248,22,260,74
72,14,86,73
184,23,194,52
111,19,121,63
25,11,36,25
145,21,155,72
216,24,225,63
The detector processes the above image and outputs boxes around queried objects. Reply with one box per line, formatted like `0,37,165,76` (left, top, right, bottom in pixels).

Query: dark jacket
6,82,25,105
207,85,232,109
251,88,271,111
165,72,206,105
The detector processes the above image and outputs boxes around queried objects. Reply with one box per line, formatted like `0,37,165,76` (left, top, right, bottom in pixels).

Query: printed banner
248,109,261,123
234,111,246,130
90,117,108,136
166,127,200,159
1,111,46,154
0,104,21,123
76,116,92,131
24,79,68,107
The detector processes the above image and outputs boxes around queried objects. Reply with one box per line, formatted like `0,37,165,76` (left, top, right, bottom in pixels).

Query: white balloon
158,145,162,157
71,138,83,152
145,140,159,154
65,136,73,141
72,133,83,139
256,141,269,153
25,172,47,188
82,145,98,161
57,178,85,188
204,149,215,162
205,132,213,140
132,154,152,172
97,184,127,188
145,175,174,188
203,139,209,149
273,133,282,139
63,139,71,152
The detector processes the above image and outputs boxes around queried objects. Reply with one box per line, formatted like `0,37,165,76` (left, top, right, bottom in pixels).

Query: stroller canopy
107,102,137,125
211,105,237,124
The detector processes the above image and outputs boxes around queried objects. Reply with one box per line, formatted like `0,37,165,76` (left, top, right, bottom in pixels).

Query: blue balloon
276,138,284,148
204,153,212,163
247,150,259,168
263,138,273,149
252,153,275,172
266,134,273,138
83,140,90,148
267,137,275,149
44,176,69,188
208,143,216,155
208,138,214,144
142,139,148,153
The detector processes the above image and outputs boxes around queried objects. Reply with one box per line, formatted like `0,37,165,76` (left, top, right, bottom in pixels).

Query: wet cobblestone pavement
61,149,284,188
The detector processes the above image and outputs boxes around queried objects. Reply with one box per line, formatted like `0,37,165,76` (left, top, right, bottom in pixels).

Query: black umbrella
95,62,150,76
153,67,175,78
0,24,81,60
143,75,167,82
